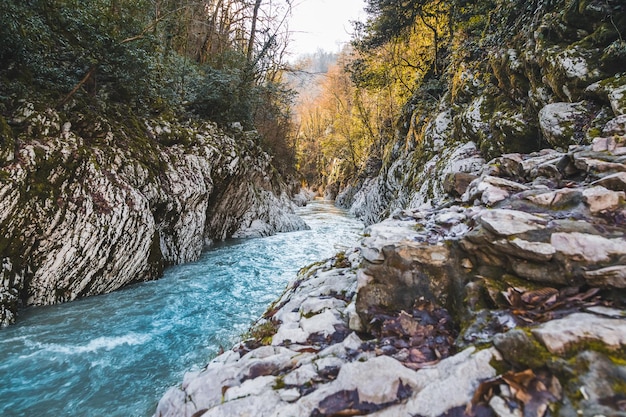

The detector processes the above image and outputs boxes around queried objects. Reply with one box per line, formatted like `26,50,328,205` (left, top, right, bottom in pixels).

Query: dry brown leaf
520,288,558,305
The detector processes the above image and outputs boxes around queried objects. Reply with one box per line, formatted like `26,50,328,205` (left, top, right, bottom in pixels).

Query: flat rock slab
478,209,547,236
551,232,626,263
584,265,626,288
532,311,626,354
582,185,624,214
509,238,556,262
593,172,626,192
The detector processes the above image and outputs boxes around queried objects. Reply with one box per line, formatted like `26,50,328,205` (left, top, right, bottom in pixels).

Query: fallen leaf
520,288,558,306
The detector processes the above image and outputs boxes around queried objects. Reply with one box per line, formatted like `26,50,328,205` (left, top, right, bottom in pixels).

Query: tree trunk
246,0,262,63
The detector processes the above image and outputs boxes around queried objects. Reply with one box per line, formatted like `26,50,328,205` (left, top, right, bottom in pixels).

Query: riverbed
0,200,363,417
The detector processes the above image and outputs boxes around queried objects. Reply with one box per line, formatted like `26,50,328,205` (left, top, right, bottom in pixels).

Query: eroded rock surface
155,251,498,417
156,134,626,417
0,111,307,326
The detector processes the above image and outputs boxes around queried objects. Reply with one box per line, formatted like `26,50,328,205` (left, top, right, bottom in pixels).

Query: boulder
538,102,596,149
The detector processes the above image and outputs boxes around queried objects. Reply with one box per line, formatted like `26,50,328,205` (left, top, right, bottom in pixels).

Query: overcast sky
287,0,366,57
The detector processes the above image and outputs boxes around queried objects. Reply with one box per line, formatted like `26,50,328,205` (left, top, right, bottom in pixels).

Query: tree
356,0,453,74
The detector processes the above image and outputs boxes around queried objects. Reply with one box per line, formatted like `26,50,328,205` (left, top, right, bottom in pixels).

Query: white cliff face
334,0,626,227
0,112,307,326
343,103,485,226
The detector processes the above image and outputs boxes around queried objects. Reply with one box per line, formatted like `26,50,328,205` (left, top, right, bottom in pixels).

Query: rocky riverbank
155,134,626,416
0,106,307,326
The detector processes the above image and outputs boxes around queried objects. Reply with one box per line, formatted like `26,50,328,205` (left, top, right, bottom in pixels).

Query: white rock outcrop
0,114,307,326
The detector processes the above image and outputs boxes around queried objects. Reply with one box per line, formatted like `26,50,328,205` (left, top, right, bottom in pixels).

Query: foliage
188,55,251,125
294,0,458,188
295,50,391,186
0,0,298,172
254,82,297,173
0,0,165,108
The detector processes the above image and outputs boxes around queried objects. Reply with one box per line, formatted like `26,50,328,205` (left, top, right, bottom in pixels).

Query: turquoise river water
0,200,363,416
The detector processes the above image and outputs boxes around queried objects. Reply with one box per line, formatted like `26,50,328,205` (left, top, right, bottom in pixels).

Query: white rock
202,393,282,417
532,312,626,354
283,364,318,386
376,348,498,417
481,184,510,205
314,356,346,371
591,136,617,152
299,297,346,316
334,355,420,404
538,102,589,148
300,309,342,337
435,211,467,225
224,375,275,401
609,84,626,115
489,395,523,417
271,326,308,346
346,301,363,332
525,188,580,207
278,388,301,402
551,232,626,263
341,332,364,351
584,306,626,318
509,238,556,261
582,185,624,213
463,176,528,206
478,209,547,236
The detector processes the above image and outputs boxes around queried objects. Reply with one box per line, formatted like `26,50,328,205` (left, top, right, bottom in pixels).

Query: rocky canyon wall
338,0,626,225
0,107,307,326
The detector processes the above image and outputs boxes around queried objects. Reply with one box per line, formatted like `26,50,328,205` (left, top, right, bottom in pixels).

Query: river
0,200,363,417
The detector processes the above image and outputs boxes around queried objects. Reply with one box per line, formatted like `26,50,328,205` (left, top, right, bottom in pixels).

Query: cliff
0,105,307,326
337,0,626,224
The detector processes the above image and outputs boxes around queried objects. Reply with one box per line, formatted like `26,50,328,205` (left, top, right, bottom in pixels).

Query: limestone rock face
154,251,498,417
155,132,626,417
335,0,625,227
0,113,307,326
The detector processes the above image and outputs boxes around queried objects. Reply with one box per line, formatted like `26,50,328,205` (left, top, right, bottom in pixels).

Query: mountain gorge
0,0,307,325
2,0,626,416
157,1,626,416
0,109,306,326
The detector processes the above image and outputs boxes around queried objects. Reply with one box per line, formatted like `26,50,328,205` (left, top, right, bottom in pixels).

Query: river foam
0,201,363,417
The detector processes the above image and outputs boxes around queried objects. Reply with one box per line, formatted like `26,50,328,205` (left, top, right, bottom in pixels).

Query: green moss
564,339,626,359
245,320,278,346
489,355,511,375
298,260,326,277
333,251,350,268
272,376,286,390
301,311,316,319
519,328,557,365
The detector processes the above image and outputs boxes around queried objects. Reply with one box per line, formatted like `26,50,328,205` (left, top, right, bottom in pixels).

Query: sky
287,0,367,57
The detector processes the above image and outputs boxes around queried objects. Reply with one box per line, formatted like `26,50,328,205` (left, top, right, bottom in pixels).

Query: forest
0,0,498,186
2,0,625,188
